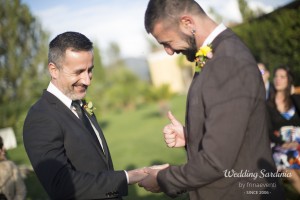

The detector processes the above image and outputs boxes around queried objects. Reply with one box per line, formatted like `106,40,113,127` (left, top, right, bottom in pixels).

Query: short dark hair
144,0,206,33
48,31,93,69
0,136,3,149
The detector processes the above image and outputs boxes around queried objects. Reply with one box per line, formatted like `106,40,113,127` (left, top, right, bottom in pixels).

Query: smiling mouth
74,84,88,91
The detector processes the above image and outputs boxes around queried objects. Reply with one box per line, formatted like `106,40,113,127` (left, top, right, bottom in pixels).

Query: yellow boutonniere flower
83,100,96,115
195,44,213,72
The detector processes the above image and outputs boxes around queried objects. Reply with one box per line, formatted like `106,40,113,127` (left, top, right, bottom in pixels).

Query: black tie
72,100,102,147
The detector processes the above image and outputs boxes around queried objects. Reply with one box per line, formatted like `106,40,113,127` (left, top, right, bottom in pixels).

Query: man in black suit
23,31,146,199
139,0,285,199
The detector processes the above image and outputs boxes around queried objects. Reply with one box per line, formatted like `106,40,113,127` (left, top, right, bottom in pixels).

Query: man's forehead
152,21,175,43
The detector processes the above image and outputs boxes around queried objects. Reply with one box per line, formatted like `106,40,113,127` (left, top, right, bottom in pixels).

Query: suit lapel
85,112,110,161
185,29,235,145
42,91,109,165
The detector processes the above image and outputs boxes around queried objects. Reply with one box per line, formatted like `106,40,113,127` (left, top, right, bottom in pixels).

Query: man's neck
195,18,218,48
47,81,73,109
201,23,226,47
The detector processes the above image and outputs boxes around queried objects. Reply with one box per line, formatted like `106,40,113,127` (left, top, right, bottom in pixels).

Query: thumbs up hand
163,111,186,148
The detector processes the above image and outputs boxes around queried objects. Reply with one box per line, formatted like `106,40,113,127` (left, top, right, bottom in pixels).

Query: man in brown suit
139,0,285,199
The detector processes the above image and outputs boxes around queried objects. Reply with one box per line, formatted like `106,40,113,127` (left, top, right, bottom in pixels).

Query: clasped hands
128,164,169,193
129,111,186,193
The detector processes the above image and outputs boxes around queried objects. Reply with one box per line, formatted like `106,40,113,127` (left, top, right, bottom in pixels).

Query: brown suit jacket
157,29,285,200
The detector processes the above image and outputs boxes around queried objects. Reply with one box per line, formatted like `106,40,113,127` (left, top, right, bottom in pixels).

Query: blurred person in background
0,136,26,200
267,66,300,194
258,63,275,100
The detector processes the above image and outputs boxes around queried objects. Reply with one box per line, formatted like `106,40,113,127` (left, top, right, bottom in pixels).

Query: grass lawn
6,95,300,199
101,95,188,199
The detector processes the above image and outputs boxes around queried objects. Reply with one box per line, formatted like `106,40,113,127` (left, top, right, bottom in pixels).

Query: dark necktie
72,100,104,151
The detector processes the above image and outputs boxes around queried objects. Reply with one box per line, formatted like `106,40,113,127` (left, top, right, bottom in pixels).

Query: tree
233,1,300,84
0,0,49,129
237,0,267,23
207,7,223,23
238,0,255,22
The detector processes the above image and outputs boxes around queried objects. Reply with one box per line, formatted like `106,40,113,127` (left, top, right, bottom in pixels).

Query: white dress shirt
47,82,105,152
202,23,227,47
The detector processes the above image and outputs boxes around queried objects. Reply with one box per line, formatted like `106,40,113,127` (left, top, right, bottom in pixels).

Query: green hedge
232,1,300,85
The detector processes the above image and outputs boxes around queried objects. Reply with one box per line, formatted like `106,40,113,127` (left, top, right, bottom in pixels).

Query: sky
21,0,293,59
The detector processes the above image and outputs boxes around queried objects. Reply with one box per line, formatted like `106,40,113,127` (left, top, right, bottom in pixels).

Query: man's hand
127,168,148,185
163,111,186,148
138,164,169,193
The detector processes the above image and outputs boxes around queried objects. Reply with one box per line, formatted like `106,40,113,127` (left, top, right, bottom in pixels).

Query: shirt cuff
124,170,129,184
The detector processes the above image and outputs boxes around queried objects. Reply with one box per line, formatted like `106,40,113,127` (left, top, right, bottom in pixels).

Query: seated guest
267,66,300,194
0,136,27,199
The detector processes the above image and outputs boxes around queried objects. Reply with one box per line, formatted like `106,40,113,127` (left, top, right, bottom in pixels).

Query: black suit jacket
157,29,285,200
23,90,127,199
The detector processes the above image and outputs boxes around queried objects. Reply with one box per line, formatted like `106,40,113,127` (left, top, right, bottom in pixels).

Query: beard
180,33,198,62
62,83,88,101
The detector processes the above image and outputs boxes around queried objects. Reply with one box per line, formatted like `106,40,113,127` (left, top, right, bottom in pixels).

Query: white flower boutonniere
83,100,96,115
194,44,213,72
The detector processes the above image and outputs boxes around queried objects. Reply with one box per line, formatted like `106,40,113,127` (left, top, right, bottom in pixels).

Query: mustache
73,83,88,88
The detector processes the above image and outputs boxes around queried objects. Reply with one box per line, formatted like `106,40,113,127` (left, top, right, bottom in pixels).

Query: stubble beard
181,33,198,62
64,85,87,101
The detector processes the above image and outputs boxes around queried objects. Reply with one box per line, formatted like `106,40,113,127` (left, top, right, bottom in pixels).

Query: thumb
143,167,152,174
167,111,180,126
150,163,170,170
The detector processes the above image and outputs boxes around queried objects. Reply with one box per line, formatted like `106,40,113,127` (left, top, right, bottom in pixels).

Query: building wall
147,51,186,93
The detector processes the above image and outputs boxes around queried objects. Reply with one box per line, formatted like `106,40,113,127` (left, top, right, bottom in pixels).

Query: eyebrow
73,65,94,74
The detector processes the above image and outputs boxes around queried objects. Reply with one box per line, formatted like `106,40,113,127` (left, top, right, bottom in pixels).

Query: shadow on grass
25,171,49,200
99,120,110,129
143,111,162,119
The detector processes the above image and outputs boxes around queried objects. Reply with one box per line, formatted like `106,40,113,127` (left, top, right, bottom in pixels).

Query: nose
82,71,92,86
164,46,175,55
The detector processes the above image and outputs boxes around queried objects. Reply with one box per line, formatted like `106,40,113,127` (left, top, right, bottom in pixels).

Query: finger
138,180,144,188
166,140,176,148
150,163,169,170
164,132,175,139
163,124,173,134
152,187,161,193
167,111,180,126
165,138,175,145
143,167,154,174
168,143,176,148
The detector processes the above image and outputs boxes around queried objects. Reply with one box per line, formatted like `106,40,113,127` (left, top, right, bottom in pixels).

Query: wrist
124,170,129,184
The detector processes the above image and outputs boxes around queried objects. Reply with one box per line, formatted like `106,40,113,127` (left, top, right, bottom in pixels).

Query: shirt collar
47,82,73,109
202,23,227,47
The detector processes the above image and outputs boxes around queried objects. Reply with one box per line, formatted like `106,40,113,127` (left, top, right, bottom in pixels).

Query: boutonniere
83,100,96,115
194,44,213,72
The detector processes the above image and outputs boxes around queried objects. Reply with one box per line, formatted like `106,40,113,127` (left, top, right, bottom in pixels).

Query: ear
48,62,59,79
179,15,194,33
